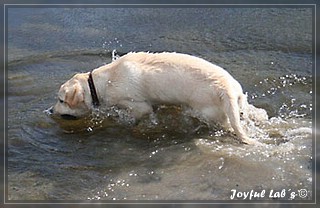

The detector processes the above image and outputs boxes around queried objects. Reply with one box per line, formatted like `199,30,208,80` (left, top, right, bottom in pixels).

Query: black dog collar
88,71,100,108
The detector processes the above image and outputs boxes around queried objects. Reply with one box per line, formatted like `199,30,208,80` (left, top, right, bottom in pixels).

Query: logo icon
298,189,308,198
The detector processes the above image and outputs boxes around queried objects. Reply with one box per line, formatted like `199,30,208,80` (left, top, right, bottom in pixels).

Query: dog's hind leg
223,96,258,145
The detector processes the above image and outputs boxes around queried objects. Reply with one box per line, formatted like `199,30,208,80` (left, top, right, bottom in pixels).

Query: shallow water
6,7,315,202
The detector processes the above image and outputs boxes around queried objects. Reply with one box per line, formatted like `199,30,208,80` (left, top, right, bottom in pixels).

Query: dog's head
52,73,92,119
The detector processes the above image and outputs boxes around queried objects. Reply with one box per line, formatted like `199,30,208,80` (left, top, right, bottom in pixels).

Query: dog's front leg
118,100,153,120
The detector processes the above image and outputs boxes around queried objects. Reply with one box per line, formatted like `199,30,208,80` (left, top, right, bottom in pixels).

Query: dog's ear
64,82,84,108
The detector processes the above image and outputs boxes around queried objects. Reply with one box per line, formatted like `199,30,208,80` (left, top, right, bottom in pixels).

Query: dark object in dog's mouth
60,114,78,120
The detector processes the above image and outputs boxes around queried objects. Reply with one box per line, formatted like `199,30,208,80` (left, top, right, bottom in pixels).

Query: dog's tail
221,91,253,144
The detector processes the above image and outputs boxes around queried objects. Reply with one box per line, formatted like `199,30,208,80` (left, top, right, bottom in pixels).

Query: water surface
7,7,314,202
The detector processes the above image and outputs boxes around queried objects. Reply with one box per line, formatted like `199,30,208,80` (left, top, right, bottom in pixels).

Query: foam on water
195,114,312,163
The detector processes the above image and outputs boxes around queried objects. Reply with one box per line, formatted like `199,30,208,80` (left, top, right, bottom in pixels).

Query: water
6,7,315,202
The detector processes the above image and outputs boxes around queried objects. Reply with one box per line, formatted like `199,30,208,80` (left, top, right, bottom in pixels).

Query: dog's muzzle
44,106,78,120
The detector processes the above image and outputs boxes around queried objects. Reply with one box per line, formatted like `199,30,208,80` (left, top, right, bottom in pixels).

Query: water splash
111,49,120,62
252,74,311,98
102,37,123,54
249,73,312,120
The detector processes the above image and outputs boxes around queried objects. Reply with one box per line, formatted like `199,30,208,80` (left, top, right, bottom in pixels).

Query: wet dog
50,52,268,144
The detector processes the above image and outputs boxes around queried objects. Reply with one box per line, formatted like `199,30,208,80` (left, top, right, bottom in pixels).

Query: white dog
51,52,268,144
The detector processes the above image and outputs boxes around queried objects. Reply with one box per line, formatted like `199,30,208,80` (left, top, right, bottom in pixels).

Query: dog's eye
59,98,64,104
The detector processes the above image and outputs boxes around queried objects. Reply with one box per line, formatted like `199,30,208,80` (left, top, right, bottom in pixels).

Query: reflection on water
7,7,314,202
